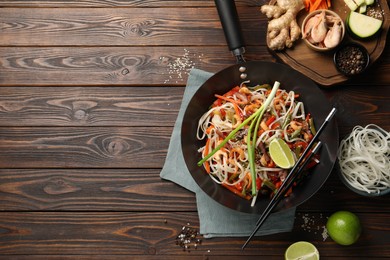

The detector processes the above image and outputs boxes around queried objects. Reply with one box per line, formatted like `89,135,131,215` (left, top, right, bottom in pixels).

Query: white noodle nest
338,124,390,195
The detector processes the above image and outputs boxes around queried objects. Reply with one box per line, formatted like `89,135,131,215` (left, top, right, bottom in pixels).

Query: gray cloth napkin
160,68,296,238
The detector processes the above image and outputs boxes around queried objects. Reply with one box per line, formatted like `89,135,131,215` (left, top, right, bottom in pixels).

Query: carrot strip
222,183,251,200
309,0,330,12
215,94,243,119
304,0,310,10
206,125,214,134
215,94,246,105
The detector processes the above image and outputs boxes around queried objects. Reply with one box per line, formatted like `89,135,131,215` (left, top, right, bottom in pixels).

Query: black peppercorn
175,224,202,252
334,43,369,77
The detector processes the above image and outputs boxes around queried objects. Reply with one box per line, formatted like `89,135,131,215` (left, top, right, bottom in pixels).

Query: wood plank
0,46,389,86
0,257,283,260
0,169,196,211
0,7,265,46
0,127,171,168
0,118,389,169
0,87,183,127
0,257,385,260
0,168,388,213
327,84,390,132
0,84,388,129
0,0,262,8
297,171,390,213
0,47,273,86
0,212,388,257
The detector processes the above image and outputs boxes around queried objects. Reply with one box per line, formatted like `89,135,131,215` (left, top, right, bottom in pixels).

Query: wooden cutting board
270,0,389,87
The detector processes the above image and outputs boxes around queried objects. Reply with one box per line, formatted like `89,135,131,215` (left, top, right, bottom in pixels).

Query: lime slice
285,241,320,260
269,138,295,169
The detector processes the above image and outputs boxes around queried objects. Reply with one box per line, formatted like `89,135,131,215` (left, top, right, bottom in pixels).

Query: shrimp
311,11,328,43
302,14,321,39
290,120,303,131
324,19,342,48
229,147,246,161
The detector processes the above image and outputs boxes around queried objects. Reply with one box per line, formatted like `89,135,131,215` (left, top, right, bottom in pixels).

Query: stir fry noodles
196,82,318,202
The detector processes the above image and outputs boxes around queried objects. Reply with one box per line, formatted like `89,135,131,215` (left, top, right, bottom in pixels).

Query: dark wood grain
328,84,390,133
0,87,183,126
0,127,171,168
0,212,388,257
0,7,265,46
0,46,388,86
0,168,388,214
0,47,273,86
0,169,196,211
298,171,390,213
0,257,284,260
0,0,266,8
0,85,388,128
0,0,389,259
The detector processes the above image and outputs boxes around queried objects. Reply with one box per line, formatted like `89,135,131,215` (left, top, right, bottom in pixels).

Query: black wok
181,0,338,214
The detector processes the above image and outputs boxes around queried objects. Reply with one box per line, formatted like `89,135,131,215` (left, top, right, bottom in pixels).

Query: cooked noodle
197,83,317,200
338,124,390,194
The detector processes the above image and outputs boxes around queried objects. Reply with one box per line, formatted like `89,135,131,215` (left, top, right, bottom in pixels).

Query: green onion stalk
247,81,280,195
197,81,281,196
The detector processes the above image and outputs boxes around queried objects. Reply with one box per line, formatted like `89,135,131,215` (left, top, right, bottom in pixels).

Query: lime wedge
285,241,320,260
269,138,295,169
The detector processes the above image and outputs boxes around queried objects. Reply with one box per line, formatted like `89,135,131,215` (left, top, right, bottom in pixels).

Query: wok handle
214,0,246,63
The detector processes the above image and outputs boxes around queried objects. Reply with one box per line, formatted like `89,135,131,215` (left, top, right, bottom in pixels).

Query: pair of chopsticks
242,107,337,250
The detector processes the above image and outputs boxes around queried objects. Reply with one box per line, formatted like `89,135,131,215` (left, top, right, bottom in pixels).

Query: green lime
269,138,295,169
285,241,320,260
326,211,362,246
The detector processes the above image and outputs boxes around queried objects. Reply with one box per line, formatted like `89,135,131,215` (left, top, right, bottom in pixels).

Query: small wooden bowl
301,9,345,52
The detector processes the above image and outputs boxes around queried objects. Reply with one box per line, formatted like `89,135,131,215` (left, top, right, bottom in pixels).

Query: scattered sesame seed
322,226,329,241
299,212,329,241
163,49,204,84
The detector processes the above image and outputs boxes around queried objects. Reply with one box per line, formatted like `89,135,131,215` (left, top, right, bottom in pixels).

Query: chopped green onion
282,111,292,129
291,129,301,138
247,81,280,195
294,145,302,158
263,179,276,191
309,118,317,135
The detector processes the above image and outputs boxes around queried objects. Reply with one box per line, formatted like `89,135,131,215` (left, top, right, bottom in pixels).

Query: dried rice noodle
338,124,390,194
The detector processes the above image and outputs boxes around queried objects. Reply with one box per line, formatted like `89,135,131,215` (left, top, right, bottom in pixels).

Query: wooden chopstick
242,107,337,250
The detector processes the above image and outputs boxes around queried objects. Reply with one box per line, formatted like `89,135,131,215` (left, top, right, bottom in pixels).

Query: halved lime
269,138,295,169
285,241,320,260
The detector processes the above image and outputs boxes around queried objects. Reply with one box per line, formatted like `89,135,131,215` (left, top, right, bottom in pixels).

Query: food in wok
196,81,319,205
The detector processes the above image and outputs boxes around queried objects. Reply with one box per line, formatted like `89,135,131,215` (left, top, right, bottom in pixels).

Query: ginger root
261,0,305,50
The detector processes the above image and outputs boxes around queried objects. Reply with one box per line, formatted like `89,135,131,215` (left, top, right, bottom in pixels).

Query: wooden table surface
0,0,389,259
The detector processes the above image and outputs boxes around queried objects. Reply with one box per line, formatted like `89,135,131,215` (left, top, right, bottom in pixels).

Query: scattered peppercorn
334,44,368,76
175,223,202,252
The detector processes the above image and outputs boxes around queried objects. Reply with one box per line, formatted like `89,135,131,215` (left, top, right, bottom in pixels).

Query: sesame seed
163,49,204,84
